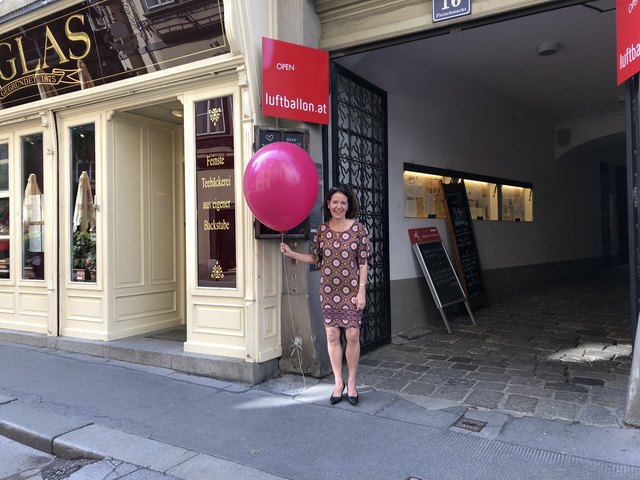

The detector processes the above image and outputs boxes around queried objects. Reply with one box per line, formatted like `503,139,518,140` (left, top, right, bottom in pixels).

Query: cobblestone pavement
359,266,633,427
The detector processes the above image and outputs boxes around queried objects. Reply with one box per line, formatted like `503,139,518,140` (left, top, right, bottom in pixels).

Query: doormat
452,416,487,432
397,327,432,340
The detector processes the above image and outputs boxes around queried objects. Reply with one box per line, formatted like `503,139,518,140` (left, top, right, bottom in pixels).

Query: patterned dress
312,221,372,328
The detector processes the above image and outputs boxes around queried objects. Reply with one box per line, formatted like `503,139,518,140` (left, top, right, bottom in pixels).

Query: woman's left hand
356,291,366,311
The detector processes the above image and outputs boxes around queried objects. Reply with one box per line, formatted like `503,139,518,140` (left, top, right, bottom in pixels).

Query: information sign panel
432,0,471,23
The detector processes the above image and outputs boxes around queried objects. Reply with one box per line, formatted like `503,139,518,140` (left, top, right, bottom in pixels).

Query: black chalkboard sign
409,226,476,333
254,126,311,239
416,241,466,308
441,181,485,308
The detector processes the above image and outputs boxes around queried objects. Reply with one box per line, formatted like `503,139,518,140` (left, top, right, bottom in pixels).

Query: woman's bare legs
345,327,361,397
326,326,344,396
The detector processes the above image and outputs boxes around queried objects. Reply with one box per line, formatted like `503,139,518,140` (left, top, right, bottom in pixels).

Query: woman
280,186,371,406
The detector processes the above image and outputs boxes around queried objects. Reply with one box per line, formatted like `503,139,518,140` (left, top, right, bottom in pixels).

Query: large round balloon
243,142,319,233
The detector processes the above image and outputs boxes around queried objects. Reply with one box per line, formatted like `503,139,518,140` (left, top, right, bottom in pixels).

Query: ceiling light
170,109,183,118
536,42,560,56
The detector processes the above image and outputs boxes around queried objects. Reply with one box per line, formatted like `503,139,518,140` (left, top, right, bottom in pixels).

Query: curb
0,398,288,480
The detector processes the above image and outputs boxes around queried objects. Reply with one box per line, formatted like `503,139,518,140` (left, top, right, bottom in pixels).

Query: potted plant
72,230,96,281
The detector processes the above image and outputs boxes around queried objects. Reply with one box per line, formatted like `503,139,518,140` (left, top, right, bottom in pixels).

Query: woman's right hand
280,243,292,256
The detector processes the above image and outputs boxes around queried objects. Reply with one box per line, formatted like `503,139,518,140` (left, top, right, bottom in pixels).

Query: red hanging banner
262,37,329,124
617,0,640,84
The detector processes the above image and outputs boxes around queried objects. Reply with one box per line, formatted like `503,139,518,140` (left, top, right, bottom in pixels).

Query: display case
403,163,533,223
465,179,498,220
500,185,533,222
403,171,448,218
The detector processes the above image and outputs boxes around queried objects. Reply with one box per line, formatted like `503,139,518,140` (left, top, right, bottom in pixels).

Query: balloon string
281,234,307,388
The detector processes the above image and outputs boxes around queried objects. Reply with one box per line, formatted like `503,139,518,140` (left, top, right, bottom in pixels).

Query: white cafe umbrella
73,171,95,232
23,173,43,228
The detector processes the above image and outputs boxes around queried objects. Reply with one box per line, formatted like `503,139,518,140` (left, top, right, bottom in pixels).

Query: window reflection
70,124,97,283
195,96,235,288
0,144,9,279
22,134,44,280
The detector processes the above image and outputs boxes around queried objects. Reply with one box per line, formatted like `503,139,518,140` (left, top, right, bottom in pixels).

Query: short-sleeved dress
312,221,372,328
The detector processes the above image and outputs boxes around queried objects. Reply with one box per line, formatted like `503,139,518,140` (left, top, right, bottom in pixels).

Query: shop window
501,185,533,222
465,179,498,221
403,163,532,222
0,144,9,279
70,124,97,283
196,98,227,136
21,134,44,280
195,95,236,288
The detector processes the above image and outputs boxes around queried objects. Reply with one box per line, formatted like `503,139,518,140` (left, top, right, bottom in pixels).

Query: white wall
344,50,603,281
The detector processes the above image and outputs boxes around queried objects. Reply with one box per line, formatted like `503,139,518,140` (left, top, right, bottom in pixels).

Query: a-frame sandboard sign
409,227,476,333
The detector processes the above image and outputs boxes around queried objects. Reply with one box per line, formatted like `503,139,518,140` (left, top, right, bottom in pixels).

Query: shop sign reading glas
262,37,329,124
432,0,471,22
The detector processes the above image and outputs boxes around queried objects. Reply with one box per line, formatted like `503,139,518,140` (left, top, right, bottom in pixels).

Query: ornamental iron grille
330,63,391,352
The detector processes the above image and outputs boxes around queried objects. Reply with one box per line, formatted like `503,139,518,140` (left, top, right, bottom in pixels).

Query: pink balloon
243,142,319,233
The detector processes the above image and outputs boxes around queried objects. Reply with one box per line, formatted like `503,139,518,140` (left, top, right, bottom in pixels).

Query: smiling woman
280,186,372,406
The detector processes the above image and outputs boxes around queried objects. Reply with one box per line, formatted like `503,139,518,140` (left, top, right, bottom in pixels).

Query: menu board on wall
441,181,485,308
253,126,314,239
196,96,236,288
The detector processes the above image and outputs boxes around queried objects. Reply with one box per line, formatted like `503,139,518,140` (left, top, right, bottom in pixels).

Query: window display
501,185,533,222
403,163,532,223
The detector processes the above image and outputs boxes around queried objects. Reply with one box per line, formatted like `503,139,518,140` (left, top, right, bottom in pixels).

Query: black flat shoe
348,391,359,406
330,382,345,405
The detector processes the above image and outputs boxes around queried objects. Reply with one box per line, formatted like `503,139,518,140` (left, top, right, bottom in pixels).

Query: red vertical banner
617,0,640,84
262,37,329,124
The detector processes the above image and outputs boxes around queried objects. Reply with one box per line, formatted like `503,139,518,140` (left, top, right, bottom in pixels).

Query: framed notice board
441,180,486,309
409,227,476,333
253,126,311,239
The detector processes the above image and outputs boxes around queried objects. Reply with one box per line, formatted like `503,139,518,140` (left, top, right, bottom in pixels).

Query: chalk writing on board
441,182,484,303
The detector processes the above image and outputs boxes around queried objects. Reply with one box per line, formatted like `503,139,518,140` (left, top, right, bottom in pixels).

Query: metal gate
330,62,390,352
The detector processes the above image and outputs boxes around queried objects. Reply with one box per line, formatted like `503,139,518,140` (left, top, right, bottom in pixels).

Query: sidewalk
361,265,633,428
1,338,639,480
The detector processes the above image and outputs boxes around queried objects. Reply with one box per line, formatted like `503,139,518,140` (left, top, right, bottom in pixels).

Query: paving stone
429,368,468,378
427,360,455,369
375,378,410,391
450,363,479,371
535,398,581,420
476,366,507,375
466,372,511,383
448,356,472,363
544,382,587,393
432,386,468,401
359,358,382,367
444,377,476,388
402,381,437,396
571,376,605,386
465,390,505,409
578,405,621,426
392,370,423,381
508,376,544,387
404,364,431,373
554,389,589,402
505,385,553,398
379,361,407,370
504,394,538,413
472,381,507,392
589,387,627,407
